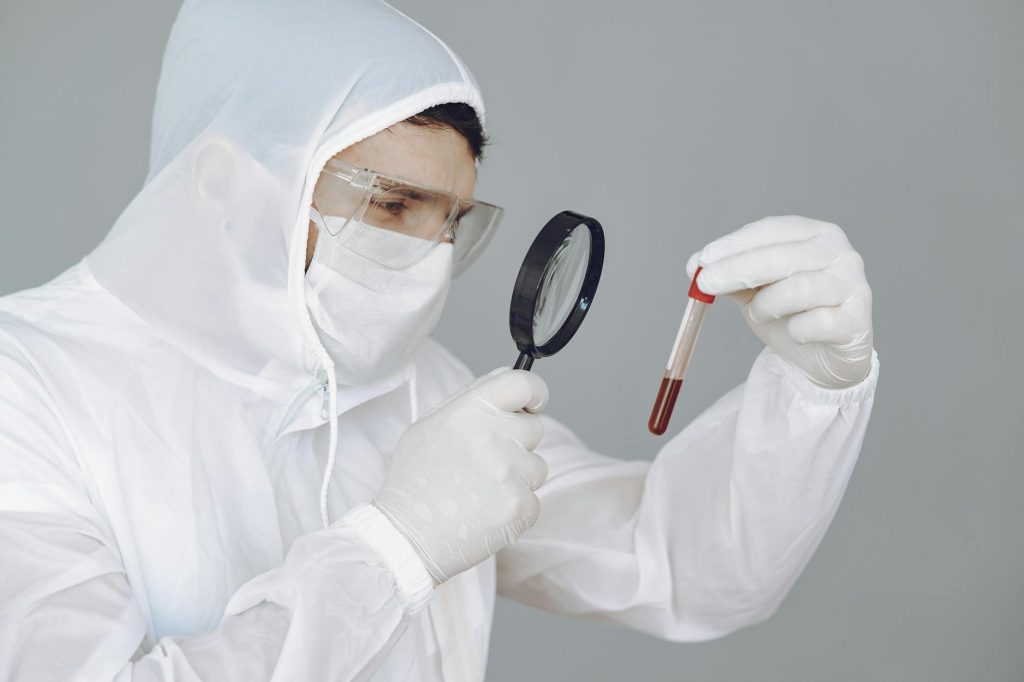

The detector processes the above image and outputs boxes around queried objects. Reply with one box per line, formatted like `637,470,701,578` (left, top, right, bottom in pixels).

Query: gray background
2,1,1021,680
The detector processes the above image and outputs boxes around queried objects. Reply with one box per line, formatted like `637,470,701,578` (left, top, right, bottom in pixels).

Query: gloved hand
687,215,874,389
373,367,550,585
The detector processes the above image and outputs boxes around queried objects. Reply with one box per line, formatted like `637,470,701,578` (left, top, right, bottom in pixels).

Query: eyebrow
377,184,474,220
383,186,432,202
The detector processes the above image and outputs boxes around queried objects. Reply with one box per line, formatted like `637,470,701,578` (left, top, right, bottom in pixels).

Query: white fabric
306,210,454,387
374,368,549,585
0,1,880,680
687,215,874,389
339,504,435,611
306,209,453,530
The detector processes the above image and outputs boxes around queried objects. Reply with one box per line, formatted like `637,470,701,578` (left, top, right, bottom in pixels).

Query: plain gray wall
2,1,1021,680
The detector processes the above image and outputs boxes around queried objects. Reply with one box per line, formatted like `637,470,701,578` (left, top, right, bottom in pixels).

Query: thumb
685,250,702,279
470,369,549,414
689,251,753,304
431,366,510,413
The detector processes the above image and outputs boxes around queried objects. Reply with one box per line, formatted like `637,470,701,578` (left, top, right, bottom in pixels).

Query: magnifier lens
532,225,591,346
509,210,604,372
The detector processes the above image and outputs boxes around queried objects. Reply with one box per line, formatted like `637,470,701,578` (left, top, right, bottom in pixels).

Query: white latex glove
686,215,874,389
374,367,550,585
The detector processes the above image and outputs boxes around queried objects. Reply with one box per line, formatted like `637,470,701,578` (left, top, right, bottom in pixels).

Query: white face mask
304,209,453,385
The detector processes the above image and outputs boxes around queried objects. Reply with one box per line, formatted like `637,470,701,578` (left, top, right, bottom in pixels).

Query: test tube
648,266,716,435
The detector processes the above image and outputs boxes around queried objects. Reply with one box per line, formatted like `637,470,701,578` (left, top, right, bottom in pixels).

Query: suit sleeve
497,347,879,641
0,347,432,681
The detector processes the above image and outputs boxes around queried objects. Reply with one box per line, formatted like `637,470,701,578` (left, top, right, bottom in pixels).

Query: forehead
328,123,477,201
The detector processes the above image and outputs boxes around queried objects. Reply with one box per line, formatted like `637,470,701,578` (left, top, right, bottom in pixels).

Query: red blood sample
648,266,715,436
648,375,683,435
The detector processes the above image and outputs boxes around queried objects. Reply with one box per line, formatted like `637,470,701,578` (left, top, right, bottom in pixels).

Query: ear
193,137,237,204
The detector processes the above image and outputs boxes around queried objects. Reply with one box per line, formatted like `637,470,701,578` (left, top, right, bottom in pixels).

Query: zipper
317,367,331,419
270,372,329,441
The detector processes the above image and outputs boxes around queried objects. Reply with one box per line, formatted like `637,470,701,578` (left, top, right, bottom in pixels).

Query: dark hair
405,102,488,160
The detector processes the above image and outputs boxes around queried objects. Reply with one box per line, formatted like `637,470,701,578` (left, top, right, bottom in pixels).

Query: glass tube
648,267,715,435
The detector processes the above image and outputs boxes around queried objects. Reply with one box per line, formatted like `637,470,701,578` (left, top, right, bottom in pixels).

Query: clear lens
313,160,501,272
312,176,366,236
364,183,455,241
451,202,502,276
331,216,433,268
532,225,591,346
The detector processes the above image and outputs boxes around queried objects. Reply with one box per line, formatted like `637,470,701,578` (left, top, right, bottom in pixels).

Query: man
0,1,878,679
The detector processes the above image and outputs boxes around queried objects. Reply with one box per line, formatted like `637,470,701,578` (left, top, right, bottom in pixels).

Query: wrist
339,503,434,612
805,358,873,389
761,346,879,407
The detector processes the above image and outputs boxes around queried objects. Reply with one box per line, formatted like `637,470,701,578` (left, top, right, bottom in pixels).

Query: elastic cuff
759,347,880,408
339,504,434,613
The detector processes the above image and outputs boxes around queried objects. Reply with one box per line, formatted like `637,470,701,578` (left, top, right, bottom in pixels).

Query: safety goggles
311,157,503,275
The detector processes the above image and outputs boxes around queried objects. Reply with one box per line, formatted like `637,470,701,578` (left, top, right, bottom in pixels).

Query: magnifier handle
514,352,534,371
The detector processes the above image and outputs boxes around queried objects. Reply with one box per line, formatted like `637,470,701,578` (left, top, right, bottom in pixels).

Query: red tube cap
688,266,716,304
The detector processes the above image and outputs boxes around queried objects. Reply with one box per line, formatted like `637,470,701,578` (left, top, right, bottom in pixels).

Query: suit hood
85,0,485,402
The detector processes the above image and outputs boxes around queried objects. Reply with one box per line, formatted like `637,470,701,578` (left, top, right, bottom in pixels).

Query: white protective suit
0,1,879,680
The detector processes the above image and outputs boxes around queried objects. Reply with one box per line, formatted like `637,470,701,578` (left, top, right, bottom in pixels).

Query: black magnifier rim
509,210,605,360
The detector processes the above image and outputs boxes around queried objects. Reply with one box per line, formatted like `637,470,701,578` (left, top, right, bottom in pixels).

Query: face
304,122,477,270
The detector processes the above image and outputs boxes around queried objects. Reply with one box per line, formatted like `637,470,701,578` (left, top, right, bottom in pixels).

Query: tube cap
688,266,716,304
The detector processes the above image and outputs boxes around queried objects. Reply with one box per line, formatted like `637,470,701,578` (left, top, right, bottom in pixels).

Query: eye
376,199,406,216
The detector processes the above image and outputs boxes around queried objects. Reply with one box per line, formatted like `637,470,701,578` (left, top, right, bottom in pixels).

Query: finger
699,216,830,264
685,250,702,279
437,366,510,410
511,452,549,491
471,369,549,413
747,270,856,325
726,287,757,305
697,237,842,296
787,307,864,346
518,489,541,526
503,412,545,451
689,251,755,303
467,366,512,391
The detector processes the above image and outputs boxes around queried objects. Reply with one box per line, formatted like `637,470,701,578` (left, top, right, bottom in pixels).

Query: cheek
305,221,317,271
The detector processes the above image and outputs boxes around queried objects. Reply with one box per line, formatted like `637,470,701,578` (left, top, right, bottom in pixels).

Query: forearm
635,347,879,638
5,505,433,682
498,347,879,641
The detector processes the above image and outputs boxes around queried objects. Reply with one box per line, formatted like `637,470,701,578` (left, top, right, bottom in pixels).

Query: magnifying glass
509,210,605,371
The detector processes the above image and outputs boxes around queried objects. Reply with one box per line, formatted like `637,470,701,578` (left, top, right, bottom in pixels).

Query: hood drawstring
319,363,339,528
318,364,419,529
408,371,419,423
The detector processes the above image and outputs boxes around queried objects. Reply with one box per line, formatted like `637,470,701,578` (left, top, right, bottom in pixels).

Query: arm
497,346,878,641
0,349,432,681
498,214,878,640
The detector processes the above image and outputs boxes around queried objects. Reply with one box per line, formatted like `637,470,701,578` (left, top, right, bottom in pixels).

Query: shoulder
0,331,49,401
0,263,147,487
0,328,86,491
0,262,142,365
0,262,165,399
